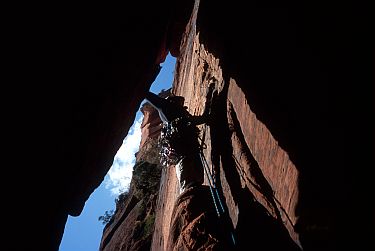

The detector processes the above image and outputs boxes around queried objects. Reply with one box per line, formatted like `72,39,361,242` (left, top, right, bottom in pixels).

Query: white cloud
105,115,143,196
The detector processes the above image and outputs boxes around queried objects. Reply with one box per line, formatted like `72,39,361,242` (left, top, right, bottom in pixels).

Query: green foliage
132,161,161,199
132,221,143,239
131,214,156,240
143,214,155,237
98,191,129,226
98,210,114,225
115,190,129,206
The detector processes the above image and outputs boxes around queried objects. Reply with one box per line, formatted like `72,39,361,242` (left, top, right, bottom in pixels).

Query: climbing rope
199,124,237,246
199,151,225,216
199,151,222,217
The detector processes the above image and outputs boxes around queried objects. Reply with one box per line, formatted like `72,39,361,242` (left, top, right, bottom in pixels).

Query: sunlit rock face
150,2,301,250
29,0,369,250
99,160,162,251
150,0,371,251
100,102,163,251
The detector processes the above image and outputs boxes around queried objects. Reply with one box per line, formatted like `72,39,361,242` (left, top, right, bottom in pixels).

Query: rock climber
145,84,214,193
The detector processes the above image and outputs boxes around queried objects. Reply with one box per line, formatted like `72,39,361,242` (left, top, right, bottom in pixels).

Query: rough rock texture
167,185,233,251
100,102,163,251
151,159,180,251
99,161,161,251
151,0,374,251
151,3,301,247
8,0,372,250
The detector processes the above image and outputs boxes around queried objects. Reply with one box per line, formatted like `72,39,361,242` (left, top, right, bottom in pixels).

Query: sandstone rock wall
166,1,300,249
98,1,373,250
153,0,373,250
100,102,163,251
11,0,372,250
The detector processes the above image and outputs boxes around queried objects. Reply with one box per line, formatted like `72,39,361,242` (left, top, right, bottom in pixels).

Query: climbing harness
159,117,224,217
157,93,236,246
159,118,183,166
159,117,199,166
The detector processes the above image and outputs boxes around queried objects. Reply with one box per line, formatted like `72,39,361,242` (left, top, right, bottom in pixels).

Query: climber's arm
145,91,171,122
145,91,167,111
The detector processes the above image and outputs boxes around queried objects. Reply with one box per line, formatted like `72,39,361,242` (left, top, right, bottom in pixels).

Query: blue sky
59,53,175,251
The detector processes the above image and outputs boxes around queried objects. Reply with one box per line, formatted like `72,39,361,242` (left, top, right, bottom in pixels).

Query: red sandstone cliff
97,1,373,250
151,2,300,250
103,3,301,250
100,101,164,251
13,0,371,250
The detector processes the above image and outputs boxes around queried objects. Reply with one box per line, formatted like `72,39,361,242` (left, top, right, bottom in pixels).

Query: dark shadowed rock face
167,185,233,251
150,0,302,249
151,0,373,250
13,0,371,250
11,1,198,250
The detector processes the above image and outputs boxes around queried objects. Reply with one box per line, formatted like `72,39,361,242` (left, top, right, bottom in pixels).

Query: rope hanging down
199,151,225,217
199,125,237,246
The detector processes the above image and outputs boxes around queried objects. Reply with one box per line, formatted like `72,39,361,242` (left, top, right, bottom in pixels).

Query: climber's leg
175,154,204,194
